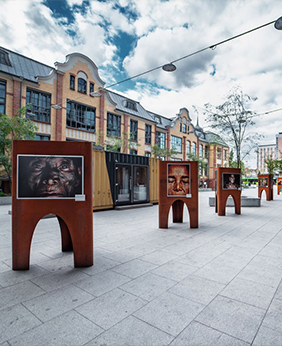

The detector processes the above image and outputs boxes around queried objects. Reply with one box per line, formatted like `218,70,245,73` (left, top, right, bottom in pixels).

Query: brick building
0,46,228,191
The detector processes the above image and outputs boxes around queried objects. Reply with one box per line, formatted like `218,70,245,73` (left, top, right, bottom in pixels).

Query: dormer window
155,115,162,124
0,50,11,66
125,100,137,111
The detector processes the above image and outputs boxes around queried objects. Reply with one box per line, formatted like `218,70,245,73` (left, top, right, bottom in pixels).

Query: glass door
133,166,148,202
116,165,131,203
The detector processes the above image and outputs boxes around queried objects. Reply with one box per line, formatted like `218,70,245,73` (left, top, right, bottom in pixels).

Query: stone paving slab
1,187,282,345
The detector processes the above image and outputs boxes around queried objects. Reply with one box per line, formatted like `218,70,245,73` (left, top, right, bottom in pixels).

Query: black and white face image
17,155,83,198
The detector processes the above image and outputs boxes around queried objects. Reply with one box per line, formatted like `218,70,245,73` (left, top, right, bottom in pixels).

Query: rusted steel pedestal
158,161,198,229
215,167,241,216
12,140,93,270
258,174,273,201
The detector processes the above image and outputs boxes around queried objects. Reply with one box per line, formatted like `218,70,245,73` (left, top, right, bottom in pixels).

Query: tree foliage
187,153,207,178
264,155,277,175
151,145,177,160
203,86,262,169
0,108,37,183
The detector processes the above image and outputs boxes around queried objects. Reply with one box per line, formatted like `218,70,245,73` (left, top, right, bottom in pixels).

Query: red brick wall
55,74,63,141
13,80,21,116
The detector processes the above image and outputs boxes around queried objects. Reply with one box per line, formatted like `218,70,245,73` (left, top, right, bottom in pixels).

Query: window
144,152,151,157
186,140,191,155
192,142,196,155
89,82,94,94
223,149,227,161
67,100,95,132
0,50,11,66
171,135,182,153
205,146,208,159
130,119,138,141
70,75,75,90
107,113,121,137
182,123,187,133
78,78,87,93
199,144,203,158
217,147,222,160
145,124,151,144
126,100,137,111
130,150,137,155
26,89,51,123
156,131,165,149
0,79,6,114
35,134,50,141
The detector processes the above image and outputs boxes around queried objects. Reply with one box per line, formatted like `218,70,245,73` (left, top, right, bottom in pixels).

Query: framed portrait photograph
167,163,191,197
17,155,84,199
258,177,268,187
222,173,241,190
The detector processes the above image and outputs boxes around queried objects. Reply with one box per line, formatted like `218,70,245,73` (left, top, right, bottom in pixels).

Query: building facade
257,134,282,174
257,144,276,173
0,47,229,190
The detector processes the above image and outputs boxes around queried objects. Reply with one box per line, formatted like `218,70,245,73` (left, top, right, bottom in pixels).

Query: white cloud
0,0,281,168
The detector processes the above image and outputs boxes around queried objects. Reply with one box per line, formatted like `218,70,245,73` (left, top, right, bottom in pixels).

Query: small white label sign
75,194,86,202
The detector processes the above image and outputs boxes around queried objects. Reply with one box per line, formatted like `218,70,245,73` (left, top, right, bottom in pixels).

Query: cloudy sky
1,0,282,167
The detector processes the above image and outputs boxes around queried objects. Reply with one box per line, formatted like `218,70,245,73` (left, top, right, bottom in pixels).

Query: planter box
0,196,12,205
209,196,261,207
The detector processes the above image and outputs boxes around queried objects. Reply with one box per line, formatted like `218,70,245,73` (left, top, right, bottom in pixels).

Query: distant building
257,133,282,173
257,143,276,173
0,46,228,191
276,132,282,159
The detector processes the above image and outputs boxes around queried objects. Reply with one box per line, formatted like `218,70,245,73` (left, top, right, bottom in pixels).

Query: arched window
77,71,87,94
182,118,187,133
78,78,87,93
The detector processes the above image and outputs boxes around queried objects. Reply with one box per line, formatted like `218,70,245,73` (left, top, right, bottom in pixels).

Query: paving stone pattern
1,188,282,345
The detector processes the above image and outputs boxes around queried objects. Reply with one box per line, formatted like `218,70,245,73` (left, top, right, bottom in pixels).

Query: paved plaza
1,188,282,345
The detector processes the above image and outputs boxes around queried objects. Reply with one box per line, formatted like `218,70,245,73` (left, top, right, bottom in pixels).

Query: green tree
151,145,177,160
264,155,277,175
94,131,140,153
0,108,37,187
203,85,262,169
187,153,207,181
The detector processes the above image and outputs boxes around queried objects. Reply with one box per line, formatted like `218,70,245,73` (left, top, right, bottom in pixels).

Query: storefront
105,152,150,207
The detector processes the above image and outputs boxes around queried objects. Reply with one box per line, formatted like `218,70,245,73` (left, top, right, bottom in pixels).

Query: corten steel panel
12,140,93,270
215,167,241,216
278,177,282,195
258,174,273,201
158,161,198,229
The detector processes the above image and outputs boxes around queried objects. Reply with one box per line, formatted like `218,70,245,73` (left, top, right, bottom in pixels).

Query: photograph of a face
167,163,191,197
222,173,241,190
17,155,84,199
259,177,268,187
